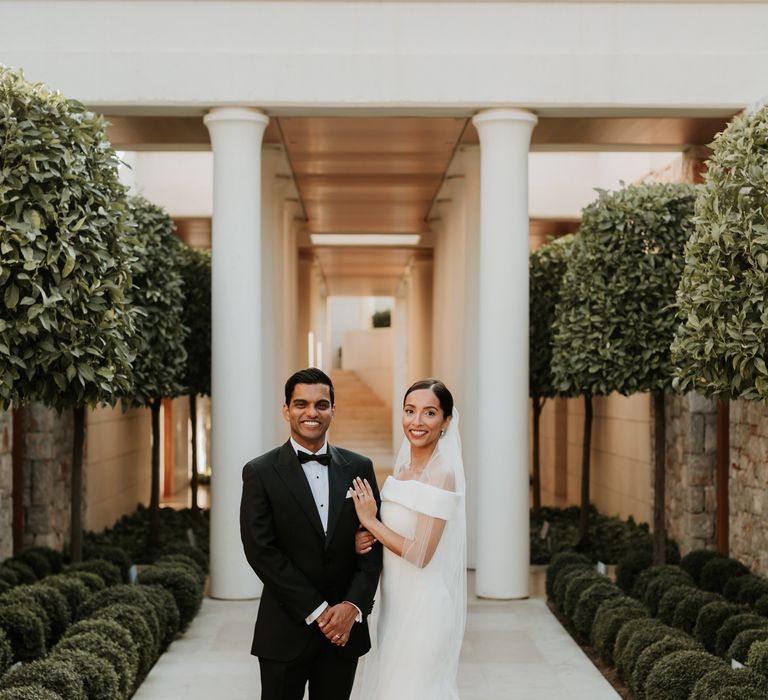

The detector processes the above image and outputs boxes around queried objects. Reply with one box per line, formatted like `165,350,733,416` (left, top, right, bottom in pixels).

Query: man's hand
317,602,358,646
355,526,376,555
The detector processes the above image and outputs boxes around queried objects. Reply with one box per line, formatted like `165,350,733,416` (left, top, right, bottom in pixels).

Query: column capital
203,107,269,128
472,108,538,128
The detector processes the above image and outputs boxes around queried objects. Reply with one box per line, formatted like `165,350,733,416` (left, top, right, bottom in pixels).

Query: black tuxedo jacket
240,441,383,662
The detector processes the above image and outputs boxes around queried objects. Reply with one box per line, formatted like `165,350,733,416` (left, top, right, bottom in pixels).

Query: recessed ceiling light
310,234,421,246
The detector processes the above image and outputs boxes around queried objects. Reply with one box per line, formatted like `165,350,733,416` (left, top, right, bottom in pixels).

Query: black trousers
258,630,359,700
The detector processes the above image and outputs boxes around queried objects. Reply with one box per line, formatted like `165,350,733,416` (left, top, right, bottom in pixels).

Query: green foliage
657,584,699,625
672,105,768,401
0,604,46,662
54,631,135,699
616,550,653,593
12,551,51,579
48,648,121,700
644,649,727,700
155,554,205,586
159,543,209,573
545,551,591,600
573,582,622,640
15,585,71,645
60,571,104,594
690,667,768,699
88,604,156,679
631,565,684,600
590,596,648,665
723,573,756,602
0,657,85,700
630,636,700,700
736,576,768,606
693,600,747,653
552,565,594,611
371,309,391,328
671,589,722,634
552,183,698,397
123,195,188,408
642,570,694,616
0,588,52,646
0,627,11,674
61,618,138,681
564,571,607,621
78,585,160,650
614,618,672,682
714,613,768,658
0,687,62,700
139,584,180,651
679,549,727,585
699,557,750,593
82,545,132,584
727,626,768,664
0,67,138,411
2,561,37,585
747,638,768,677
529,234,575,398
138,565,202,630
178,246,211,396
65,560,120,588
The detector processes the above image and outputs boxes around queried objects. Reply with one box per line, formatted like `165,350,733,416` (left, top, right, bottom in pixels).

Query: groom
240,368,383,700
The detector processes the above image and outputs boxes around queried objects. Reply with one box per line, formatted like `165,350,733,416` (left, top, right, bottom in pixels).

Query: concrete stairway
330,369,394,485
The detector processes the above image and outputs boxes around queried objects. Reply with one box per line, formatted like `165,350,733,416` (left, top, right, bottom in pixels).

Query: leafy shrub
573,582,622,639
657,585,697,625
591,596,648,665
41,576,89,619
11,551,51,580
89,603,157,679
642,570,693,616
552,563,593,610
644,649,726,700
0,688,63,700
0,627,11,674
23,548,63,575
2,561,37,585
714,613,768,658
60,571,105,594
630,636,700,700
159,544,208,574
78,585,161,649
0,591,51,645
62,618,138,679
545,552,591,600
54,631,135,699
723,573,756,602
690,667,768,699
0,657,85,700
564,571,606,621
747,639,768,678
727,627,768,664
671,589,722,634
48,648,121,700
13,585,71,644
138,565,202,630
155,554,204,586
615,618,688,683
82,546,132,584
616,550,652,593
66,561,121,588
700,557,750,593
139,584,180,651
0,605,46,662
680,549,727,585
737,577,768,606
0,568,19,588
631,565,685,600
694,600,747,653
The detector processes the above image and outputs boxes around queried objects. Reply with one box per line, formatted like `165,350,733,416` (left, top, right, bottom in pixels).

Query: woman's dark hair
403,379,453,417
284,368,335,406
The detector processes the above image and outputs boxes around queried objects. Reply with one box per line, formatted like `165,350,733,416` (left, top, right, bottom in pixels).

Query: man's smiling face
283,382,335,452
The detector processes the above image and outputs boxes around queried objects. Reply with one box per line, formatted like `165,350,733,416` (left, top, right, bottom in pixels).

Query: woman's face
402,388,451,451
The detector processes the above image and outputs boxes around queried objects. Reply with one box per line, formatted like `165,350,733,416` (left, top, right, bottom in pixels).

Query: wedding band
334,634,340,639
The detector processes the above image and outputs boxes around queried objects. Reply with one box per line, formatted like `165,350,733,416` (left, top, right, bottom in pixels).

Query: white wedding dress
360,412,466,700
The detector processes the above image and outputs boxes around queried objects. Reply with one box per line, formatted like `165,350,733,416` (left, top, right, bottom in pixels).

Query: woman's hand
351,477,377,528
355,526,376,554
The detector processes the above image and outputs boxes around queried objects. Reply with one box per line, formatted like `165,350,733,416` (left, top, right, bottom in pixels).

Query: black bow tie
297,451,331,466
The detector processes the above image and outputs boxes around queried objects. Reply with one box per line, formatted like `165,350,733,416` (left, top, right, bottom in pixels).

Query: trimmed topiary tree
591,595,649,665
48,648,121,700
671,589,722,634
657,584,698,625
727,626,768,664
545,552,591,600
0,657,85,700
747,638,768,678
0,689,62,700
694,600,747,653
138,564,201,631
178,245,211,515
615,619,690,683
0,67,139,563
631,635,701,700
680,549,727,585
552,184,697,551
573,581,622,639
529,234,574,514
645,649,727,700
715,613,768,658
642,569,693,616
122,195,188,550
690,667,768,699
699,557,750,594
672,104,768,401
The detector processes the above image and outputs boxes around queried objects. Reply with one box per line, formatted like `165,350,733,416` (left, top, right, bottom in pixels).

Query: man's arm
240,464,325,624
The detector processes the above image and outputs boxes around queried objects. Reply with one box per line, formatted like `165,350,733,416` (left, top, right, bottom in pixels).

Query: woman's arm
351,476,452,568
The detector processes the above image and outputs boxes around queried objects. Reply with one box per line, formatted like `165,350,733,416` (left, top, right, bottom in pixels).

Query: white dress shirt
290,438,362,626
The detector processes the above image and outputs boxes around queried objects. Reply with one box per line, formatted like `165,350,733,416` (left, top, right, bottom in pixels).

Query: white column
204,107,269,600
472,108,537,599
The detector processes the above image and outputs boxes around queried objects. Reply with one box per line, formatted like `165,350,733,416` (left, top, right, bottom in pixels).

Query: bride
350,378,466,699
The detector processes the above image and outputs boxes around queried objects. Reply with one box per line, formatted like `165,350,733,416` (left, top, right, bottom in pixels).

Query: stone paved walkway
134,569,619,700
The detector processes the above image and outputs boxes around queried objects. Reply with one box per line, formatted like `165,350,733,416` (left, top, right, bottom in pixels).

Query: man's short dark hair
284,368,335,406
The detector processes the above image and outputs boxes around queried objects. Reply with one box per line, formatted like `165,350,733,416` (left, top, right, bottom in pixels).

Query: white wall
2,2,764,114
342,328,394,406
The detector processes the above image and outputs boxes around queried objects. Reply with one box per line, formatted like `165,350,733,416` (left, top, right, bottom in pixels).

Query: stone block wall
21,404,76,550
664,392,718,554
729,399,768,574
0,410,12,560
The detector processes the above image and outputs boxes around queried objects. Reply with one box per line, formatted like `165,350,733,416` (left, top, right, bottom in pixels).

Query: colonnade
204,107,537,601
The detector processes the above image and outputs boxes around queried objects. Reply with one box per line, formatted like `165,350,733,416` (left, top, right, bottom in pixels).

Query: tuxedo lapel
325,444,352,547
273,441,325,540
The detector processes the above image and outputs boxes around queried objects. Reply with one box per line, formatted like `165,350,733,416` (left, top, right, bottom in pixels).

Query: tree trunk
580,394,593,543
190,394,199,514
532,397,544,516
149,399,161,550
653,390,667,565
70,406,85,563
